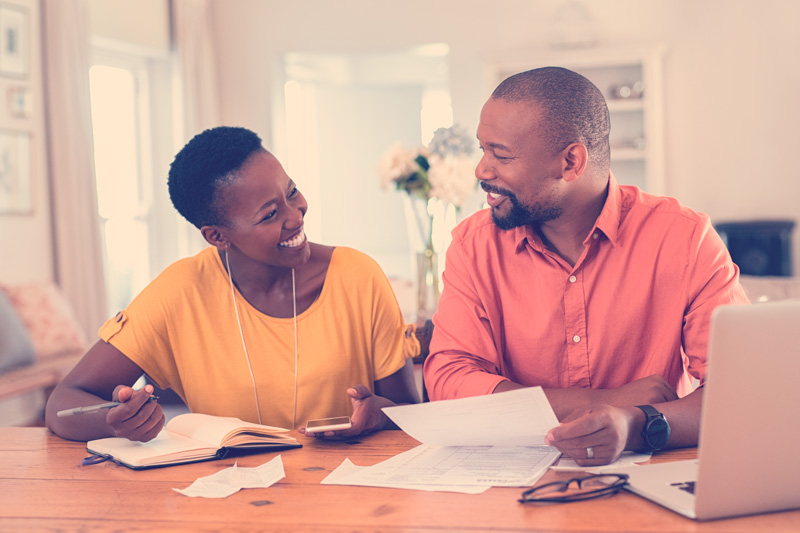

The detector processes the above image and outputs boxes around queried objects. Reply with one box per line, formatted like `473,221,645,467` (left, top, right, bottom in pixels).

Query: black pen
56,396,159,417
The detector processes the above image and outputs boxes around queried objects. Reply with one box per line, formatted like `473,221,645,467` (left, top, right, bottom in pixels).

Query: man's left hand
544,404,636,466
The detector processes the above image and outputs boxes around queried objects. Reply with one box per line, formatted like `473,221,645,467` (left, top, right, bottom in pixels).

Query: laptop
611,299,800,520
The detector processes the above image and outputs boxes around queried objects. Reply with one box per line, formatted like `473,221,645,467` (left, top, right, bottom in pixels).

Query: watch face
646,417,671,449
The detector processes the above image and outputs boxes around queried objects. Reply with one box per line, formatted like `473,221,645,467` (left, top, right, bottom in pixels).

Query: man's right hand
106,384,165,442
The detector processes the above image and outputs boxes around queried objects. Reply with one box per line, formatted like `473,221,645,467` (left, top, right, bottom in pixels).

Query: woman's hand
299,384,393,439
105,383,165,442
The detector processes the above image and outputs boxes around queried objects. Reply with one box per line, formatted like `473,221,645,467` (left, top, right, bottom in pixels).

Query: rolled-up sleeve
681,216,750,385
423,228,508,400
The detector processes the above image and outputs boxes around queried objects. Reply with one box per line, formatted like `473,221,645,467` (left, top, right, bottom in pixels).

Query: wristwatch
636,405,671,452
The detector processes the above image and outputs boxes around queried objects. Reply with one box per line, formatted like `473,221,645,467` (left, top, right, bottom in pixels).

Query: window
88,47,175,316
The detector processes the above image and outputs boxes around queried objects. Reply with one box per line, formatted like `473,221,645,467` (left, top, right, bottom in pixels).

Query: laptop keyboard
670,481,696,495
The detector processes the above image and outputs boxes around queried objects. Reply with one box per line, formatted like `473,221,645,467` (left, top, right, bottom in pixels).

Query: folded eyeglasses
519,473,629,503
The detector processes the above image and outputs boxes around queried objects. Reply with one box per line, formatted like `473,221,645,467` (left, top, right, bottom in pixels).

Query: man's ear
561,143,588,183
200,226,228,249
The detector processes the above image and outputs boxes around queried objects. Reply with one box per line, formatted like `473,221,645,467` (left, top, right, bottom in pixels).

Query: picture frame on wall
0,4,28,78
0,130,32,214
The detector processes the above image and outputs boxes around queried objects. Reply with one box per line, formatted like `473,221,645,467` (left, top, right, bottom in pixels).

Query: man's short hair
492,66,610,167
167,126,264,229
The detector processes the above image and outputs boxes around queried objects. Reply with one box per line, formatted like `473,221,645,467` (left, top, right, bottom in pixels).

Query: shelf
488,45,665,195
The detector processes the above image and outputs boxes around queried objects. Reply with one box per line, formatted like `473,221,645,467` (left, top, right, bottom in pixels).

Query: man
423,67,748,466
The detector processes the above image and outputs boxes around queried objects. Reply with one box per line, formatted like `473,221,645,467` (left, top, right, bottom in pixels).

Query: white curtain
171,0,222,256
41,0,107,339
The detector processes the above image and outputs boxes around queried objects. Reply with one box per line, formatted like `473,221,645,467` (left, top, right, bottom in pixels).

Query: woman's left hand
298,384,393,439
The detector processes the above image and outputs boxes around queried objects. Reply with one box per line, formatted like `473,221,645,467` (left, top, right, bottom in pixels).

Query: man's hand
106,384,165,442
299,384,393,439
544,404,637,466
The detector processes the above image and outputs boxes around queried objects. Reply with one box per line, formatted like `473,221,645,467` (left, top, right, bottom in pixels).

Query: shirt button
573,335,581,343
592,233,599,240
569,275,577,283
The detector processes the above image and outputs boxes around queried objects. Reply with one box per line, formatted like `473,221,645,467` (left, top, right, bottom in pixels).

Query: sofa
0,282,88,425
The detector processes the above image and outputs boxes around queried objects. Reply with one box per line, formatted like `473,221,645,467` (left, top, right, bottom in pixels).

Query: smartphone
304,416,352,433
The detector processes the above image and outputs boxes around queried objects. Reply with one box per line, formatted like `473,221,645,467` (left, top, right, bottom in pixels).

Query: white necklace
226,250,298,428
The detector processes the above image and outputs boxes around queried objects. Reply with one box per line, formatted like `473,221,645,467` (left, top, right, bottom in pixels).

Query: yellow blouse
99,246,417,429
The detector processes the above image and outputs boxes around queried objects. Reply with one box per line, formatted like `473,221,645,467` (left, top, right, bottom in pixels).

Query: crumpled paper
174,455,285,498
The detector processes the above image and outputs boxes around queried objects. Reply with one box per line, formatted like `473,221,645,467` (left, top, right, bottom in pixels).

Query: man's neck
536,183,609,267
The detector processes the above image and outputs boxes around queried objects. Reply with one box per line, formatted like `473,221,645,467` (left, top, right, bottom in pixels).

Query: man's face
475,97,565,230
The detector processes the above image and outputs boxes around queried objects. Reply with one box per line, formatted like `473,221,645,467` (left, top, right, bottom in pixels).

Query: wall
0,0,171,284
0,0,172,426
87,0,170,51
211,0,800,273
0,0,50,283
4,0,800,285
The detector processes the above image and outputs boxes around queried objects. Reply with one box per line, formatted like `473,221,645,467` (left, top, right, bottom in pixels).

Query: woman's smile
279,228,307,248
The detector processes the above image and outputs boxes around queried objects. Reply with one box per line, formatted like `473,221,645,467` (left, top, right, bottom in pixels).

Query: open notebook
612,300,800,520
87,413,301,470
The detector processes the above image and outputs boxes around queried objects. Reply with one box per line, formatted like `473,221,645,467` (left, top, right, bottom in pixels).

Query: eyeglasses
519,473,629,503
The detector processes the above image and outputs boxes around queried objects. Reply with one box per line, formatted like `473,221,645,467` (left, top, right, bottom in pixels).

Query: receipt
174,456,285,498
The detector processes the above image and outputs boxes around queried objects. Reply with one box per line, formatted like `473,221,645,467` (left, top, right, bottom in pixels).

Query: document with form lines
322,387,561,493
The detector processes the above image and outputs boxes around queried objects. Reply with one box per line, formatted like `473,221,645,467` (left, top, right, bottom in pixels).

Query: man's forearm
493,380,603,420
649,386,703,449
493,374,687,424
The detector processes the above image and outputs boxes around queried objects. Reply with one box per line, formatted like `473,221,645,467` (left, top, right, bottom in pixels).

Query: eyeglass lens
520,474,628,503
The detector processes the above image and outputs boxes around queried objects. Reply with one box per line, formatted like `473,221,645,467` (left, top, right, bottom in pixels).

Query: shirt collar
588,171,622,246
513,170,623,252
514,225,537,252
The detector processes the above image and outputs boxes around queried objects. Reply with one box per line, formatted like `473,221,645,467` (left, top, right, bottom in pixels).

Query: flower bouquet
378,124,478,319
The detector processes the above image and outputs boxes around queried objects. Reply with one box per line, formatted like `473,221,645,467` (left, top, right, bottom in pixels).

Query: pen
56,396,159,417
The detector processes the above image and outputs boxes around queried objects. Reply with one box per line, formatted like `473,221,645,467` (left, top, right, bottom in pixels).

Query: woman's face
214,150,311,269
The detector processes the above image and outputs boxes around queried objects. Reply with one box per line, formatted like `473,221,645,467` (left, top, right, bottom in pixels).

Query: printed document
382,386,559,446
322,387,562,492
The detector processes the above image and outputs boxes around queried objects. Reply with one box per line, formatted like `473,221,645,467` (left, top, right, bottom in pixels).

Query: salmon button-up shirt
424,175,749,401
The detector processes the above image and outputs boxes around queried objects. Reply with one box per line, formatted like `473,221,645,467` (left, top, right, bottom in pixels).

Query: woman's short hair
168,126,264,229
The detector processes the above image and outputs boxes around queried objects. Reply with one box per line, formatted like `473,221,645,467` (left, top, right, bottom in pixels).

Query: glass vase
416,246,440,321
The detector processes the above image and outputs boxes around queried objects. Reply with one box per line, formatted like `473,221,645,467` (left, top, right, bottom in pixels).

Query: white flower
377,143,421,189
428,125,475,158
427,153,478,208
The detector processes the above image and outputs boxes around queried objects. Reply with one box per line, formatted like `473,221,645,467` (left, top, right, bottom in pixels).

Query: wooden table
1,427,797,532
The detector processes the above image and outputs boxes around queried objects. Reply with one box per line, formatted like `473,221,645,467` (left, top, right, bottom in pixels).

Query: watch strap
636,404,670,452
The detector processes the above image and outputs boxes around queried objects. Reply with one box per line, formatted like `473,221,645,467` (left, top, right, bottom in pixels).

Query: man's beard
490,190,562,230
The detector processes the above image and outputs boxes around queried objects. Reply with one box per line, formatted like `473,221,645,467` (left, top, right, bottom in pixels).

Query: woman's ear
200,226,228,249
561,143,588,182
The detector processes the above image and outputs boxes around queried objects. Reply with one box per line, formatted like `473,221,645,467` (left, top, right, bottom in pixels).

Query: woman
45,126,420,442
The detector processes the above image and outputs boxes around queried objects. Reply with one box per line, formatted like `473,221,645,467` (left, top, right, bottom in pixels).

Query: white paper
322,458,489,494
550,451,653,473
322,387,562,492
381,387,560,446
325,443,560,489
174,456,285,498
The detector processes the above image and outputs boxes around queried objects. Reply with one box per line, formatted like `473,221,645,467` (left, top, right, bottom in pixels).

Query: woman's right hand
106,384,165,442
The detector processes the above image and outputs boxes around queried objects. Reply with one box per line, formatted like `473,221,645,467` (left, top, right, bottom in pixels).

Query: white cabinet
489,46,665,195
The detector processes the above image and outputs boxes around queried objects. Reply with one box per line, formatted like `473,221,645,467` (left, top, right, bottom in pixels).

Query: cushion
0,289,36,372
0,282,88,360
